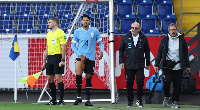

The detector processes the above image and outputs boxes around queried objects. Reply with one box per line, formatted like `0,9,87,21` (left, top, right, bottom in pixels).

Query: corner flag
19,69,44,87
9,34,20,61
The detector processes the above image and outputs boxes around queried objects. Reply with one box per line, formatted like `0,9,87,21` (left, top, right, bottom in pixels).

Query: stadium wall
0,35,199,90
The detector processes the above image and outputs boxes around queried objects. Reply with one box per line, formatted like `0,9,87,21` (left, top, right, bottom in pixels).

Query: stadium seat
0,20,15,33
136,0,153,6
17,12,36,33
0,3,11,13
116,0,133,5
156,0,173,8
38,13,54,20
158,3,174,20
99,15,109,33
114,28,119,34
36,3,53,16
0,12,16,33
0,13,14,20
18,20,36,33
117,3,133,20
143,29,160,34
98,14,116,33
36,3,54,20
17,13,34,20
56,3,73,17
97,3,109,15
141,14,157,34
16,3,32,14
39,19,49,33
0,20,13,29
59,14,75,33
120,14,136,34
2,28,17,33
161,14,177,34
137,4,153,21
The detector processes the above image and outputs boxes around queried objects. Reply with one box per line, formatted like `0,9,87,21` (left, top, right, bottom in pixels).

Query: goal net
0,0,116,103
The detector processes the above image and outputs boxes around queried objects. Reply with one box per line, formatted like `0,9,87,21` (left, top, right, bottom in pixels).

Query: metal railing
186,22,200,75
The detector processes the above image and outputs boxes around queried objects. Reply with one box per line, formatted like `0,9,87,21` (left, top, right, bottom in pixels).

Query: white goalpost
0,0,116,104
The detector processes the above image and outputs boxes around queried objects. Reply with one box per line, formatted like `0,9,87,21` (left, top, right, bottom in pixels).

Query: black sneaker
127,101,133,107
85,101,93,106
57,100,65,105
136,100,143,107
73,98,82,105
45,100,57,105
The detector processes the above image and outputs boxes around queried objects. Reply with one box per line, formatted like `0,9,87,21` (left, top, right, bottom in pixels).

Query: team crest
91,33,94,37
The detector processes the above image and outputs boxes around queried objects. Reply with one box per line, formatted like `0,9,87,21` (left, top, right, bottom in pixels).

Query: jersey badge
91,33,94,37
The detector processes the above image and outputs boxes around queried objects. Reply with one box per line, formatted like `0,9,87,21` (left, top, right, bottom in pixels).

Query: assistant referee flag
9,34,20,61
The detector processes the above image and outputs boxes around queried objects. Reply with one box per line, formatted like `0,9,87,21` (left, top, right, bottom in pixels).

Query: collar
132,33,139,38
52,28,59,32
168,33,181,39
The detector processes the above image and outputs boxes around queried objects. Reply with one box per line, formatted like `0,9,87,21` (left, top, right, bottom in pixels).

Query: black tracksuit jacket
119,31,150,69
154,34,190,69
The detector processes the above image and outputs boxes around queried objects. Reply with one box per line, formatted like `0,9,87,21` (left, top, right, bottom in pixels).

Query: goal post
0,0,116,103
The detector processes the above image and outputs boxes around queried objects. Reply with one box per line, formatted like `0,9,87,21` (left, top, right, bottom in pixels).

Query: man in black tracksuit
119,22,150,107
154,23,190,108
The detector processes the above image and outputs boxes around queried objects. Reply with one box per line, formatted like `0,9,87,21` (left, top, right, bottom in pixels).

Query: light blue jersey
71,27,104,61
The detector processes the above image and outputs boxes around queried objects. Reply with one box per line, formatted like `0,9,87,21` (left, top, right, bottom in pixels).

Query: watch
61,59,65,62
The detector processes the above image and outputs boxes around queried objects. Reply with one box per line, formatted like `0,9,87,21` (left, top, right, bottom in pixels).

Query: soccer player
42,17,66,105
71,14,104,106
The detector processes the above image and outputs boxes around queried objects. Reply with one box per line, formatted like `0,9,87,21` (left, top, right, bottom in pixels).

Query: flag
19,70,43,87
9,34,20,61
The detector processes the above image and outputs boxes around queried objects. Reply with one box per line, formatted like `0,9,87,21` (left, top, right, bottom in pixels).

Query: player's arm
96,30,104,60
42,45,48,69
59,32,67,67
61,44,66,60
71,31,81,57
59,44,66,67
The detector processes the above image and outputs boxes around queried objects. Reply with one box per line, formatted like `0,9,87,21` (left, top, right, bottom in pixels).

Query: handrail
185,22,200,35
185,22,200,76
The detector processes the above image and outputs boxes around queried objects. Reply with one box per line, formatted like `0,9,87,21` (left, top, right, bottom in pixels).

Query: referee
42,17,66,105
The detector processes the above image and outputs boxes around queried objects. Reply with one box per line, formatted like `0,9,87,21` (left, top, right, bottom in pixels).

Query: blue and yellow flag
9,34,20,61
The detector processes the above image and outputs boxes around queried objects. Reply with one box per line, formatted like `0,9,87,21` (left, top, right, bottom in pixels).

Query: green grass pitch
0,103,200,110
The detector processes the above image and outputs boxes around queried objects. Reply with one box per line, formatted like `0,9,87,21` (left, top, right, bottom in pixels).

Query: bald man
119,22,150,107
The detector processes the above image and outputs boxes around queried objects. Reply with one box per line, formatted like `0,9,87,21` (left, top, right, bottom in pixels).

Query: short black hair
81,14,90,20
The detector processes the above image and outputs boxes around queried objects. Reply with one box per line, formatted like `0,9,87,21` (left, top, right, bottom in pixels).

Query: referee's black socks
49,82,56,102
58,81,64,101
76,75,82,98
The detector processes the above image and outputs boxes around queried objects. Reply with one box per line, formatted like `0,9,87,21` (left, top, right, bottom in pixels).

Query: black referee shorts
76,58,95,75
46,54,64,75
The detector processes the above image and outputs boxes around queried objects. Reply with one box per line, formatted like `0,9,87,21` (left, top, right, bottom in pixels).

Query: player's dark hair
49,17,59,25
81,14,90,20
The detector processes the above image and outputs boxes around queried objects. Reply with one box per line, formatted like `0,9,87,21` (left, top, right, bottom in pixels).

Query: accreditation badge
52,39,56,45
